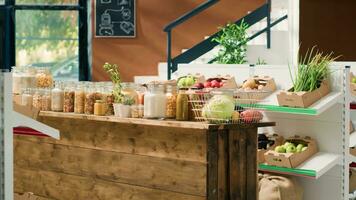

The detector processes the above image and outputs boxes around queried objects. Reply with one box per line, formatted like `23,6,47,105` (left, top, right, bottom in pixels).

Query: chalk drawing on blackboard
121,9,131,20
101,0,111,4
118,0,130,6
99,13,114,36
118,21,134,34
99,8,134,36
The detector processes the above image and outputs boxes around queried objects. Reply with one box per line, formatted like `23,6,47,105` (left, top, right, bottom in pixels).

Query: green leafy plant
212,20,249,64
103,62,124,103
256,58,267,65
122,95,135,106
289,47,339,92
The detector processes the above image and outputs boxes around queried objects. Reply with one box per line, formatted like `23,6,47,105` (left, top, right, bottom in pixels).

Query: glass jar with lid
51,81,64,112
176,89,189,121
136,85,146,105
121,82,138,105
94,100,106,116
84,83,96,115
103,83,114,115
32,88,42,110
36,67,53,88
21,88,33,107
165,85,177,118
144,84,166,119
74,82,85,114
12,66,36,94
41,88,52,111
63,82,75,112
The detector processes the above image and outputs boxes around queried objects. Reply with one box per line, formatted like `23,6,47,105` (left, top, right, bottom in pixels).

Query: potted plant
113,95,135,118
277,47,338,108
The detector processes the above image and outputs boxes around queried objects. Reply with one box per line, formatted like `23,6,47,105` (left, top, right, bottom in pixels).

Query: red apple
193,82,204,89
204,81,212,88
211,80,220,88
220,82,224,87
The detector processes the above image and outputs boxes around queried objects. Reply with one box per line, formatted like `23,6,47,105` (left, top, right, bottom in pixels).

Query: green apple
302,147,308,152
296,144,304,153
286,145,296,153
352,77,356,84
283,142,293,148
177,78,186,88
185,76,196,87
275,146,286,153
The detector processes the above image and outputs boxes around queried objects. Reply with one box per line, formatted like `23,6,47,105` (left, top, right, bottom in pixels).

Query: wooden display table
14,111,275,200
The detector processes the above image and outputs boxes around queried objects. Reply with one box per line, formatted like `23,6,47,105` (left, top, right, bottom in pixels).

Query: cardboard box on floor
277,80,330,108
258,134,284,164
264,136,318,168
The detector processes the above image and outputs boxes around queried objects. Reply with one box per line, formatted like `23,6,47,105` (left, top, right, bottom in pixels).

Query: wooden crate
14,112,274,200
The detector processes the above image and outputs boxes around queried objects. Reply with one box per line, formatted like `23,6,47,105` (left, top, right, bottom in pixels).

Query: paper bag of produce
258,173,303,200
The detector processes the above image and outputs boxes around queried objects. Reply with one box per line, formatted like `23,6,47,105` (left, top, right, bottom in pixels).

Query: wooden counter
14,111,275,200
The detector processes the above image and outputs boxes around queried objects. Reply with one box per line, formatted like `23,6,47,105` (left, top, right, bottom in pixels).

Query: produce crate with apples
177,73,205,89
188,90,264,124
350,72,356,96
258,133,284,164
264,136,318,168
235,75,277,100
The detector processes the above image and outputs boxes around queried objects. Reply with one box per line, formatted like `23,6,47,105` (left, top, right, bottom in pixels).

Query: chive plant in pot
277,47,339,108
114,95,135,118
103,62,128,117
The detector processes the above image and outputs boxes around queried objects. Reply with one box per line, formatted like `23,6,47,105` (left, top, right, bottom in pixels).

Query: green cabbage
202,94,235,121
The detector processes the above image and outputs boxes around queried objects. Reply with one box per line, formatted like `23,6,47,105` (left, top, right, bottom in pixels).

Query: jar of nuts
36,67,53,88
63,82,75,112
84,83,96,115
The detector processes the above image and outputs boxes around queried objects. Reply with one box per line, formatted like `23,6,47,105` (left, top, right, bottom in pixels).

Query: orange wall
92,0,264,81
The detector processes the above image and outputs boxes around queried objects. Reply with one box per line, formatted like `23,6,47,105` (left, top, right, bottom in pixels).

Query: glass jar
176,89,189,121
165,85,177,118
104,84,114,116
32,88,42,110
94,100,106,116
122,82,139,105
41,89,52,111
84,83,96,115
136,85,146,105
51,81,64,112
63,82,75,112
144,84,166,119
131,105,144,118
12,66,36,94
74,82,85,114
21,88,33,107
36,67,53,88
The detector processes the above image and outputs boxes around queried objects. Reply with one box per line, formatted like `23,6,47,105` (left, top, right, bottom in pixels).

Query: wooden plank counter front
14,111,275,200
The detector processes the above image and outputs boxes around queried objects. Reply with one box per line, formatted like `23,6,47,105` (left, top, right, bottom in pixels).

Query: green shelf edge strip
254,104,317,115
259,164,317,177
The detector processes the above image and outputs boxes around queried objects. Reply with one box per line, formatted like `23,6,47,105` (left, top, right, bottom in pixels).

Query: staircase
134,0,290,84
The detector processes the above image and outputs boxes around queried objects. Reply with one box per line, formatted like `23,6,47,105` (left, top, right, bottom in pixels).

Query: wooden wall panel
14,168,205,200
91,0,264,81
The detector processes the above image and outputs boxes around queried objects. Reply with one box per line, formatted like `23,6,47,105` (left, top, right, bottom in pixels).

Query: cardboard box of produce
258,133,284,164
350,147,356,157
236,76,277,100
205,75,238,89
350,73,356,96
264,136,318,168
277,80,330,108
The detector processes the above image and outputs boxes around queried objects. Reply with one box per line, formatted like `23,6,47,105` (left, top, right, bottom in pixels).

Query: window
0,0,89,81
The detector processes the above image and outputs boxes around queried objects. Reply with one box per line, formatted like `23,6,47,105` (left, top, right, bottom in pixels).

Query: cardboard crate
350,73,356,96
236,76,277,100
206,75,238,89
277,80,330,108
264,136,318,168
258,133,284,164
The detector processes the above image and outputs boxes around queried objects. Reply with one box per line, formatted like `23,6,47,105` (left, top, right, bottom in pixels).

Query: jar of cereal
36,67,53,88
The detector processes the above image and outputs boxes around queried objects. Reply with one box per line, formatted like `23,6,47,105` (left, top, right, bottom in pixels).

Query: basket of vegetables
277,47,338,108
188,89,264,124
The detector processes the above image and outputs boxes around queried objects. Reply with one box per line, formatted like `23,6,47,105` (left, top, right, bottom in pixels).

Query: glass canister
144,84,166,119
94,100,106,116
74,82,85,114
84,83,96,115
51,81,64,112
32,88,42,110
41,88,52,111
94,82,104,101
136,85,146,105
12,66,36,94
12,66,23,94
104,84,114,116
21,88,33,107
165,85,177,119
121,82,139,105
36,67,53,88
63,82,75,112
176,89,189,121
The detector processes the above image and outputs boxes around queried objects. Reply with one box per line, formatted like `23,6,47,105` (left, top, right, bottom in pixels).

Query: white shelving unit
176,64,350,200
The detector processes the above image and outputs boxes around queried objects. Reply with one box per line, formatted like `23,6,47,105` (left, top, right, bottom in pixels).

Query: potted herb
114,95,135,118
277,47,338,108
212,20,249,64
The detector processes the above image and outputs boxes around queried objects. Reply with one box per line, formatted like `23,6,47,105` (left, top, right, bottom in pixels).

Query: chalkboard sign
95,0,136,38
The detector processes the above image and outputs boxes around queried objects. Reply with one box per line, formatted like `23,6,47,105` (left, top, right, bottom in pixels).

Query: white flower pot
113,103,131,118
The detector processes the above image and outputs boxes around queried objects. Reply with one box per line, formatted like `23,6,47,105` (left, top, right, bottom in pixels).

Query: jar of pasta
74,82,85,114
165,85,177,118
36,67,53,88
63,82,75,112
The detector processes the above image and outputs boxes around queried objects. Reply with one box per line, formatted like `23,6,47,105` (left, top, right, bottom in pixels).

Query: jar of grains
74,82,85,114
165,85,177,118
32,89,42,110
63,82,75,112
144,84,166,119
21,88,33,108
51,81,64,112
84,83,96,115
36,67,53,88
41,89,52,111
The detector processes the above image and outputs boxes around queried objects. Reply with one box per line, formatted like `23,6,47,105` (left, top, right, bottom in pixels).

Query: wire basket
188,89,265,124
